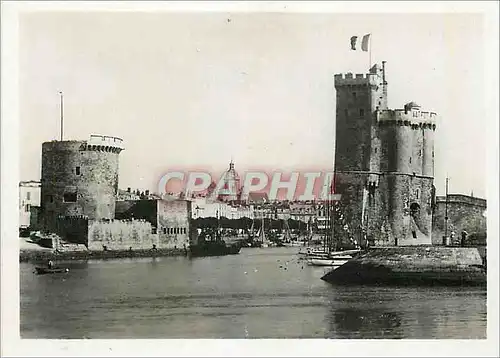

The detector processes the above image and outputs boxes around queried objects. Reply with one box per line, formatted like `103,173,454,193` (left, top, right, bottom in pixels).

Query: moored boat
35,267,69,275
189,240,241,257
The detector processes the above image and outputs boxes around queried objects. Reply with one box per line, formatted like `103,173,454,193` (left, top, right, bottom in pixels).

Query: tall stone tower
40,135,124,233
333,63,437,247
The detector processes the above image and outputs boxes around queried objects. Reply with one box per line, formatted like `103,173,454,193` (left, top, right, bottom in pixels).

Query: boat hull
308,258,351,267
189,241,241,257
35,267,69,275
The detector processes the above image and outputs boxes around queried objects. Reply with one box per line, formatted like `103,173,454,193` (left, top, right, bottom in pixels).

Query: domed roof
405,101,421,109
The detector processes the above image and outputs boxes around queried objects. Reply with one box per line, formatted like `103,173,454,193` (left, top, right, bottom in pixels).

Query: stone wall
334,172,433,247
432,195,487,245
87,219,154,251
56,216,89,245
321,246,486,286
29,206,42,231
157,200,192,248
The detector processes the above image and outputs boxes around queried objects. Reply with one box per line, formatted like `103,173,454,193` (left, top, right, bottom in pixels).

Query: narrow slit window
76,166,81,175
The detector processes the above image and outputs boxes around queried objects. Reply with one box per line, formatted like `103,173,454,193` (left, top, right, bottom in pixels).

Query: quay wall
19,248,186,263
321,246,486,286
432,195,487,245
87,219,189,251
87,219,154,251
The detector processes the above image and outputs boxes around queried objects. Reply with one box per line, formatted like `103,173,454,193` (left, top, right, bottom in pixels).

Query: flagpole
59,91,64,141
369,33,372,71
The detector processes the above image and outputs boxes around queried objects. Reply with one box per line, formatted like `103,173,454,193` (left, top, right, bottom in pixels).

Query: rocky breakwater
321,246,486,286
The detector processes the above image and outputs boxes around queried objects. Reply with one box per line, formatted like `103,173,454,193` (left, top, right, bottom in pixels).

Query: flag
361,34,371,51
350,34,370,52
350,36,358,50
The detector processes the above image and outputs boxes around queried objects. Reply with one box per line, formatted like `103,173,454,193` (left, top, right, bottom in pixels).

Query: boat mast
261,211,265,244
444,176,449,240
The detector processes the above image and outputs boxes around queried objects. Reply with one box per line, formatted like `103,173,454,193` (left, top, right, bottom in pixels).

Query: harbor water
20,247,486,339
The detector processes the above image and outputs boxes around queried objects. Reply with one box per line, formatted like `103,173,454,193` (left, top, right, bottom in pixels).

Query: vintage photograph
2,1,498,356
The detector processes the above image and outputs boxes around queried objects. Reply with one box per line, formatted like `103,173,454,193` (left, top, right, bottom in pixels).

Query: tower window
76,166,81,175
353,92,357,99
63,192,77,202
26,191,31,200
359,109,364,117
409,157,412,164
419,150,422,156
432,151,435,158
374,148,377,154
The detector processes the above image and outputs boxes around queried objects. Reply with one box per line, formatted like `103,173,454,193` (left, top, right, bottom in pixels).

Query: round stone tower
377,102,437,245
40,135,124,233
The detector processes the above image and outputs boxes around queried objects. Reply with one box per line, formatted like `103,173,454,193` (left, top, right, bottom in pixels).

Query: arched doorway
409,203,421,239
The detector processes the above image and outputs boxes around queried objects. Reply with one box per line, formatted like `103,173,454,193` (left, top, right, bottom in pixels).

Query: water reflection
331,307,403,339
20,248,487,339
325,286,486,339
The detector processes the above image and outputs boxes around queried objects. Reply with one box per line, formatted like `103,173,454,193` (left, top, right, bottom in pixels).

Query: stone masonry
432,194,487,245
333,63,436,247
40,135,124,233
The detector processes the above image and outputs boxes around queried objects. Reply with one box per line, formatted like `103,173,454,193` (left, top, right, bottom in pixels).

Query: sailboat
307,199,360,268
189,209,241,257
260,215,269,248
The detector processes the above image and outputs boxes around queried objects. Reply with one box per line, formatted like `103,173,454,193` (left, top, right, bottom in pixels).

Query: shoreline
20,248,187,263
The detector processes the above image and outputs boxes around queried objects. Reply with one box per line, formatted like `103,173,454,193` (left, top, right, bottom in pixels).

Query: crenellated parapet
377,108,437,129
84,134,124,153
334,72,382,89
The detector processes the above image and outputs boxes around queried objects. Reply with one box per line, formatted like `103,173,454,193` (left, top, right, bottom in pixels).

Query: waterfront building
19,180,41,229
191,197,254,220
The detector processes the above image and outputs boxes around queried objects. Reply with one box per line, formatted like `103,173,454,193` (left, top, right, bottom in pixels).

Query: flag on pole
361,34,371,51
350,34,370,51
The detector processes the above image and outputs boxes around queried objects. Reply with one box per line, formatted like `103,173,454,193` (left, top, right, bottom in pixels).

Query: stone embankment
321,246,486,286
20,248,186,263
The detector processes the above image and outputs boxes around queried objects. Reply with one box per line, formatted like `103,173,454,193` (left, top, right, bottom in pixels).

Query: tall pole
59,91,64,141
369,34,372,71
444,177,449,240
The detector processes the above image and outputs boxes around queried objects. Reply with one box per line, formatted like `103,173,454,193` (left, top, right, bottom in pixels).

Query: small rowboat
35,267,69,275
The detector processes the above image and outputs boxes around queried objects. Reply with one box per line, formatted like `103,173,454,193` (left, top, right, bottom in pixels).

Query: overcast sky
19,11,487,197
